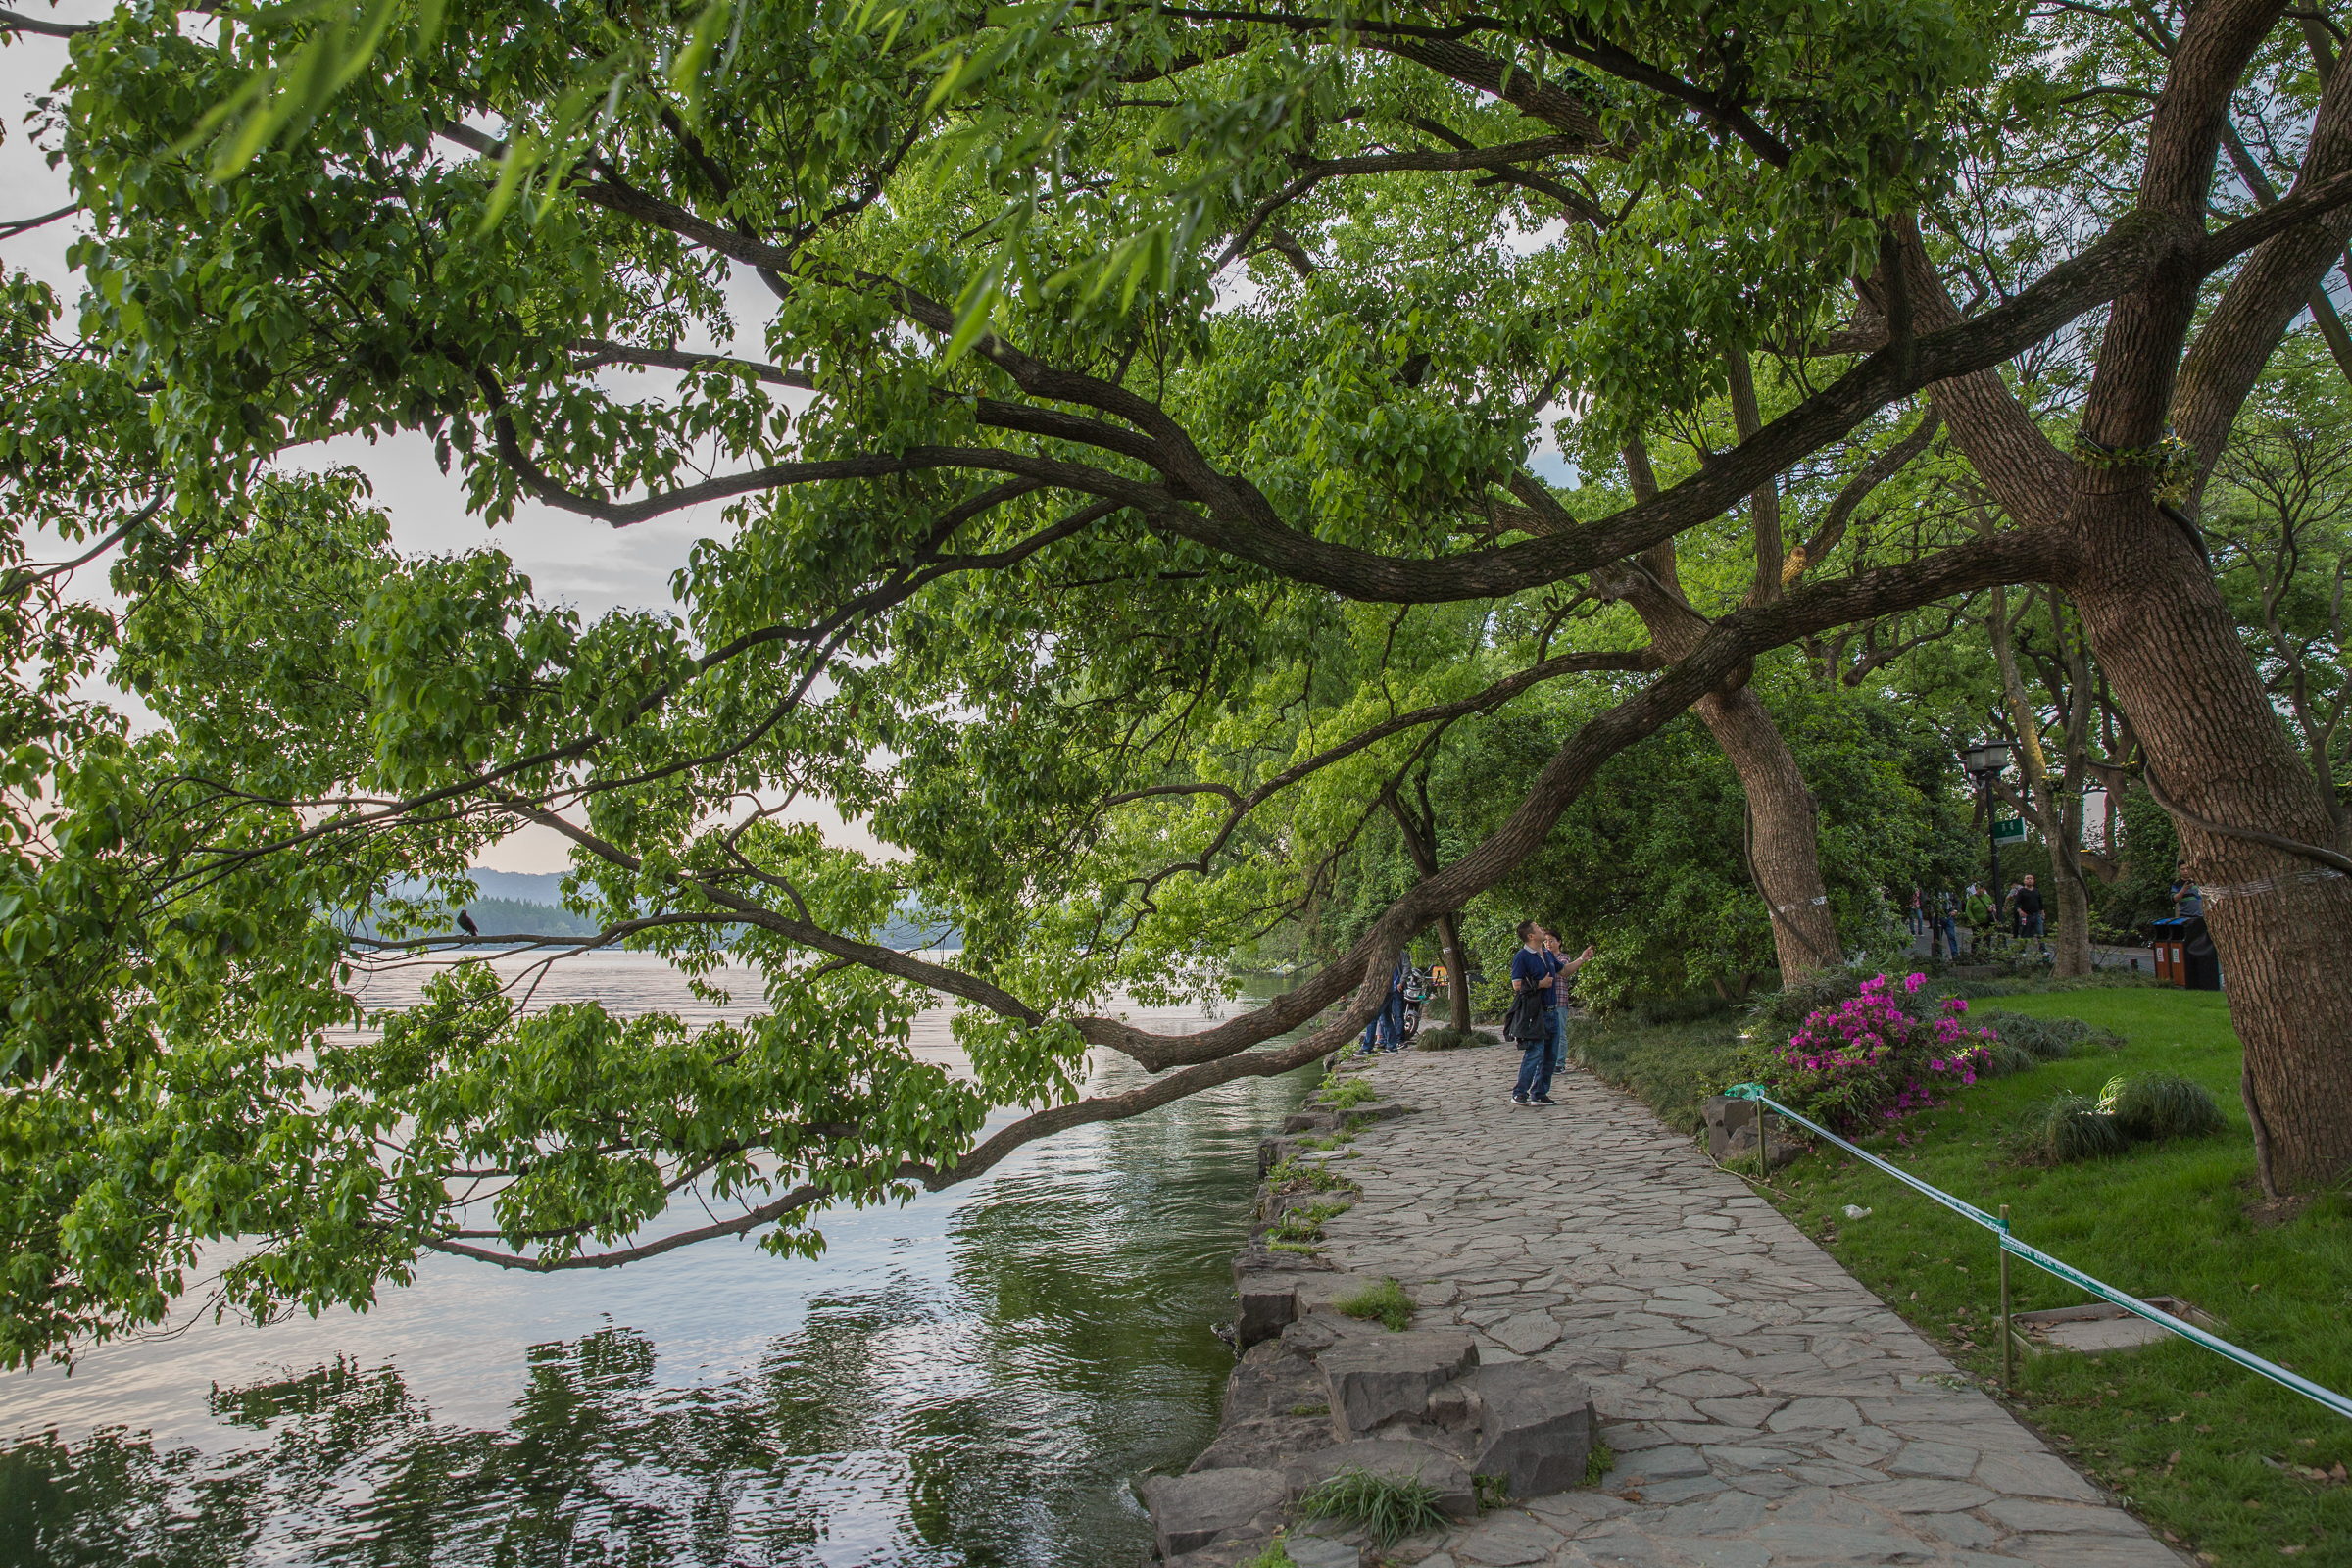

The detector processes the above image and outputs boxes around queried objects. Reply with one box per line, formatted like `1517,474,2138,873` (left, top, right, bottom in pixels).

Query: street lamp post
1960,739,2014,951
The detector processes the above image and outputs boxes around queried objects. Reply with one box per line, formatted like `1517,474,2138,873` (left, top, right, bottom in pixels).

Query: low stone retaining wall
1140,1068,1600,1567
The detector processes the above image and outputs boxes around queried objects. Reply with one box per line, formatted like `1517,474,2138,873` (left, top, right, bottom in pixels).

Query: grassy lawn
1577,985,2352,1567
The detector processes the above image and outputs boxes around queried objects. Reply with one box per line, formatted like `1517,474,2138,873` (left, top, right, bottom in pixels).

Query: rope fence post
1999,1202,2014,1391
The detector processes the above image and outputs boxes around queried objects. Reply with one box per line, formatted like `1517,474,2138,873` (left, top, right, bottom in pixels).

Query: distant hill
351,895,599,941
377,872,961,949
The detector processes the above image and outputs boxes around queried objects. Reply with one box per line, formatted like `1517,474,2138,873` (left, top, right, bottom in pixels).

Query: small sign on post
1991,814,2027,843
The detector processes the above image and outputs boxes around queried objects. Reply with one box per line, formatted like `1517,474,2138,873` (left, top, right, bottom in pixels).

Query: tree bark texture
1436,910,1472,1032
2066,483,2352,1194
1616,448,1845,982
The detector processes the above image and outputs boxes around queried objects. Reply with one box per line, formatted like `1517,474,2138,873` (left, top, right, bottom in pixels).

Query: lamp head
1960,739,2013,776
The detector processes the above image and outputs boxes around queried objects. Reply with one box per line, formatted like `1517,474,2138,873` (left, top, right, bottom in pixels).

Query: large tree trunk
1703,682,1848,978
1613,446,1846,983
1887,0,2352,1190
1436,910,1472,1032
2068,487,2352,1195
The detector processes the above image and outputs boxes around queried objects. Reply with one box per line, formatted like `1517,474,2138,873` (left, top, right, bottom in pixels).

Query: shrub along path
1313,1046,2183,1567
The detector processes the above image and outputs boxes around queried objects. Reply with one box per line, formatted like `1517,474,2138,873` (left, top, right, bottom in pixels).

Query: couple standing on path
1507,920,1594,1105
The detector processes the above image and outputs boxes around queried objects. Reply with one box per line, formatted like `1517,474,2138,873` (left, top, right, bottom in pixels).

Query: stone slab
1143,1467,1288,1558
1318,1330,1479,1439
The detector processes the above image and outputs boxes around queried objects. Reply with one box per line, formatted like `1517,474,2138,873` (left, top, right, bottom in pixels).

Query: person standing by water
1540,926,1596,1078
1507,921,1558,1105
1356,950,1410,1055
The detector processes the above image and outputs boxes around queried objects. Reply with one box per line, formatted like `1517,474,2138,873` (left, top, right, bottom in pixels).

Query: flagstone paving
1307,1047,2185,1568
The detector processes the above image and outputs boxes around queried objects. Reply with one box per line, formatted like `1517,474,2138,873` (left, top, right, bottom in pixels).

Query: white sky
2,18,885,868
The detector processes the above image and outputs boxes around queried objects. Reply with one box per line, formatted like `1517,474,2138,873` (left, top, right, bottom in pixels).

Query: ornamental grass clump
2098,1071,2227,1142
1730,972,1998,1133
2010,1091,2130,1163
1295,1466,1450,1549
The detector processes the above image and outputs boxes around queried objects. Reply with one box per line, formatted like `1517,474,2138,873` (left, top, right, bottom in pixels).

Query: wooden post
1999,1203,2014,1391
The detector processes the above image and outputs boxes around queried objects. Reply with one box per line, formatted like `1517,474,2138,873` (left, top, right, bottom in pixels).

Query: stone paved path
1314,1048,2186,1568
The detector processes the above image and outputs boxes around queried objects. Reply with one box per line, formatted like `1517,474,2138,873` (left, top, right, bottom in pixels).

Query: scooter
1397,965,1435,1041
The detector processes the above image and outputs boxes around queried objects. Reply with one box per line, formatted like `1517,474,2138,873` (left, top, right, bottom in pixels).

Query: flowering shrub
1728,972,1999,1133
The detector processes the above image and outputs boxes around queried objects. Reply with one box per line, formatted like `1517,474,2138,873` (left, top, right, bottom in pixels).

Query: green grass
1566,1012,1746,1134
1239,1537,1298,1568
1268,1199,1352,1246
1584,1442,1616,1487
1334,1275,1414,1331
1753,990,2352,1567
1296,1465,1450,1548
1319,1076,1381,1110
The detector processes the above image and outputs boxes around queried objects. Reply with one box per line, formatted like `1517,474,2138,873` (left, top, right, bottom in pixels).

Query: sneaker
1532,1096,1557,1105
1511,1093,1532,1105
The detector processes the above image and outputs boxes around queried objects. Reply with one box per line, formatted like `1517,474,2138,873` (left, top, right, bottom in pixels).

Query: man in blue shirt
1508,922,1557,1104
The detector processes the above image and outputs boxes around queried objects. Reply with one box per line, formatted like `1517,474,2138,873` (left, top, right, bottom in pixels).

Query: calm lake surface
1,954,1321,1567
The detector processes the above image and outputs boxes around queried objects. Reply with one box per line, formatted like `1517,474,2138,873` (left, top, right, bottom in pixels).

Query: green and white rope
1723,1083,2352,1422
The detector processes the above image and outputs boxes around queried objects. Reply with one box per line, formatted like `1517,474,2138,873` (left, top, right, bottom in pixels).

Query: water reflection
2,975,1318,1567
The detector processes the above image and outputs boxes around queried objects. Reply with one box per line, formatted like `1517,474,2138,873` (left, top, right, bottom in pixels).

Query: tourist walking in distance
1507,922,1557,1105
1904,887,1926,938
1934,890,1961,959
1964,883,1994,953
1540,926,1596,1078
2014,874,2046,955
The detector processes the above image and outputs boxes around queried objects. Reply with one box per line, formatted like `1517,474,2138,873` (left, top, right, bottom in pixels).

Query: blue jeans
1512,1033,1554,1100
1936,915,1958,954
1359,991,1404,1053
1545,1005,1566,1073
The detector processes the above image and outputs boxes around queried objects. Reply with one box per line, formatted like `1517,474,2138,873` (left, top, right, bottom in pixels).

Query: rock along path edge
1304,1046,2188,1568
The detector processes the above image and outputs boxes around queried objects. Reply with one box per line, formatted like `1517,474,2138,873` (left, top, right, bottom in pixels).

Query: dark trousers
1512,1034,1554,1099
1358,991,1404,1053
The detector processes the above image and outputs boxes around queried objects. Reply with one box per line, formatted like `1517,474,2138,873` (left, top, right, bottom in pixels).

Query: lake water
1,954,1321,1566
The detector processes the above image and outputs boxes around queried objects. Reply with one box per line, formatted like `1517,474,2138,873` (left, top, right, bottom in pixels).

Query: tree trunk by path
1383,784,1474,1033
1616,447,1847,984
1879,1,2352,1189
1436,910,1471,1033
2067,485,2352,1196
